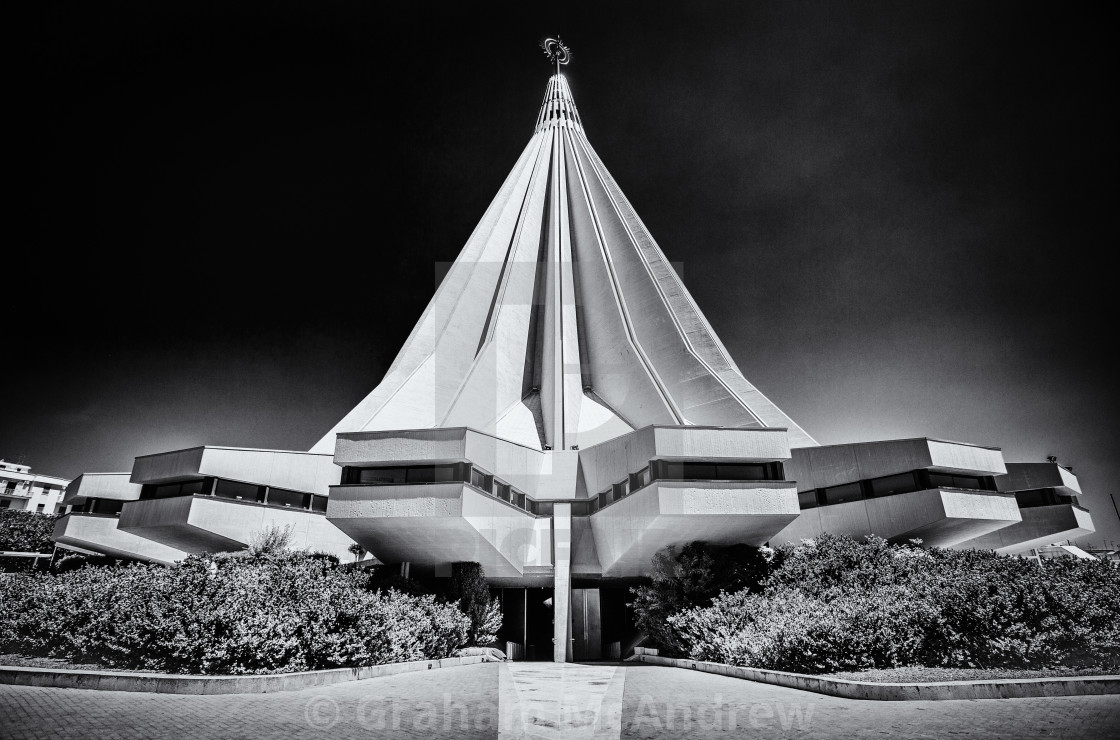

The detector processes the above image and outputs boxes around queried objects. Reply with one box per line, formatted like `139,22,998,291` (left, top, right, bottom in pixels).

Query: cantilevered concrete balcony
53,513,187,565
118,495,356,558
61,472,142,508
785,437,1007,489
326,483,552,579
589,479,800,577
772,488,1022,548
996,462,1082,495
131,446,339,492
956,503,1095,554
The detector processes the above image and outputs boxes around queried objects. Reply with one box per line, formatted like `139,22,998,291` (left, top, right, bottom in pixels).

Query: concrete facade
51,71,1098,662
0,460,69,515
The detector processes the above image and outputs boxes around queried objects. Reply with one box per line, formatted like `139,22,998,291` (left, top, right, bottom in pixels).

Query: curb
627,655,1120,701
0,655,487,695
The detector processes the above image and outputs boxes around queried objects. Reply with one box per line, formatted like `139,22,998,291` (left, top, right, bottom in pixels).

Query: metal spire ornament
541,37,571,77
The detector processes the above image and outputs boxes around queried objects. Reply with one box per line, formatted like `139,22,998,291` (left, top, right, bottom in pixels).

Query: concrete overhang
118,495,356,558
786,438,1007,492
772,489,1022,548
130,446,339,494
955,504,1095,555
333,428,567,499
588,480,800,577
578,426,792,498
326,483,552,579
996,462,1082,496
52,513,187,565
62,473,141,507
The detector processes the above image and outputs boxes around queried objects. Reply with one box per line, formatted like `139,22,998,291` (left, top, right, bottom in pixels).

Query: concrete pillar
552,503,572,662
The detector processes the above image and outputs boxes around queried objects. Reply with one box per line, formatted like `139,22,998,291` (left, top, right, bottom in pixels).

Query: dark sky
8,1,1117,545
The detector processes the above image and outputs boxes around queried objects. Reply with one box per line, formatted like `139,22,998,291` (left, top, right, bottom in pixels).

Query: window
570,500,593,516
1015,488,1068,508
821,482,864,506
36,504,45,513
630,467,651,490
87,498,125,516
0,499,9,509
268,487,308,509
180,480,204,496
213,479,260,501
656,461,777,481
530,500,554,516
470,467,492,492
927,472,988,491
798,490,820,509
495,481,511,503
613,479,630,500
142,482,201,500
358,467,407,484
867,472,919,498
406,465,460,484
310,495,328,513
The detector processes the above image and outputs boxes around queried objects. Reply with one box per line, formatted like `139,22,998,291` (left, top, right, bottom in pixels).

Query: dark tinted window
470,467,491,491
310,495,328,513
798,490,819,509
868,472,919,498
658,462,773,481
1015,488,1065,508
928,472,986,490
269,488,307,509
359,468,407,484
89,498,125,516
821,482,864,506
406,465,459,484
214,479,259,501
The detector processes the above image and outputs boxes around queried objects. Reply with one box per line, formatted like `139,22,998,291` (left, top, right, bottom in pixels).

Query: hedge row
0,551,470,674
0,510,60,552
661,535,1120,674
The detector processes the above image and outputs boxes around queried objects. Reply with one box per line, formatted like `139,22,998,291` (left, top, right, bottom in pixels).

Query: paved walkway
2,662,1118,739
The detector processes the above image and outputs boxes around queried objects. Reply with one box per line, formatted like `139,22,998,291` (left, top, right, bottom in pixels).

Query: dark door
571,588,602,661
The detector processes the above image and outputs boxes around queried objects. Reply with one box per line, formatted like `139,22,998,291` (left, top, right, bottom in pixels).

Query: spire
311,54,817,454
535,74,583,134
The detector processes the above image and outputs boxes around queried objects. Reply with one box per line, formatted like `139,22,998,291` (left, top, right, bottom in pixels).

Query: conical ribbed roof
312,74,816,453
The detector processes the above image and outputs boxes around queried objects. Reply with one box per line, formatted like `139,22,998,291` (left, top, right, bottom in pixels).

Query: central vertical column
552,503,573,663
545,125,567,449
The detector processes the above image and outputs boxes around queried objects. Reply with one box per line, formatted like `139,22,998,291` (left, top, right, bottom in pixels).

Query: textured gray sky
8,1,1116,544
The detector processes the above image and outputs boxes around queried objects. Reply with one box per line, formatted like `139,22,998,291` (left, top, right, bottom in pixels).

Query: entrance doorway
571,588,602,661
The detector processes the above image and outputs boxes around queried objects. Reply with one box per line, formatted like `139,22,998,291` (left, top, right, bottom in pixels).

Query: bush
663,535,1120,673
0,550,469,674
0,510,60,552
628,542,770,656
448,562,502,646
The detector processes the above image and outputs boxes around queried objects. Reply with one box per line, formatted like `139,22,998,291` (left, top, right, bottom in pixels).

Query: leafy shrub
0,551,469,674
448,562,502,646
247,524,294,557
0,510,60,552
628,542,771,656
663,535,1120,673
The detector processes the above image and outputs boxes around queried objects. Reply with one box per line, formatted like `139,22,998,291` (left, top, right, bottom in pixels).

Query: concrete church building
53,59,1095,662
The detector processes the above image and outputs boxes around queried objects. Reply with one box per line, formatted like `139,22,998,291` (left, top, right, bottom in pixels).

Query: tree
448,562,503,646
628,541,771,656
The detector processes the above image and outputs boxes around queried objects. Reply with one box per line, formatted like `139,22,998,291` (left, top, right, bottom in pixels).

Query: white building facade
52,70,1096,662
0,460,69,514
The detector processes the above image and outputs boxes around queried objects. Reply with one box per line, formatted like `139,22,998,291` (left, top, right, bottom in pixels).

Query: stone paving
2,662,1118,740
